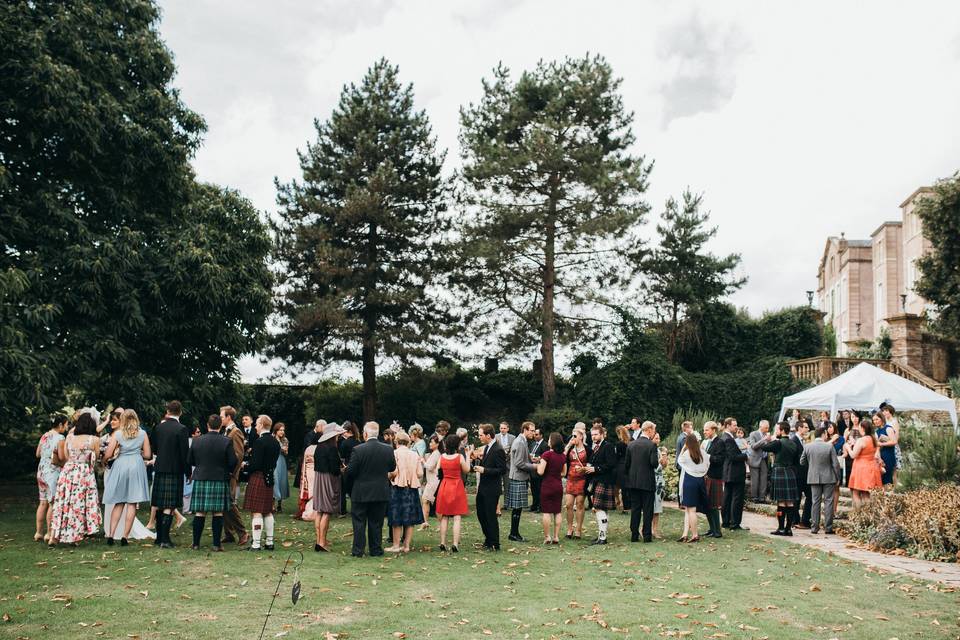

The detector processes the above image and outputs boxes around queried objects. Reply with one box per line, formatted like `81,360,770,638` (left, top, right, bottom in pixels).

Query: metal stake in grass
257,550,304,640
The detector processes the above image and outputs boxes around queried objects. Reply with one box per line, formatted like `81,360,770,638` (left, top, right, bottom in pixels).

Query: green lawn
0,481,957,640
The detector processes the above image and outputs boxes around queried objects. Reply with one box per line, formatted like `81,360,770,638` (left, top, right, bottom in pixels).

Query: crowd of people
33,401,901,554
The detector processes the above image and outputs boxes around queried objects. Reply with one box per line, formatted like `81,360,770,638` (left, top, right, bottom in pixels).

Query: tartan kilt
705,477,725,510
503,479,529,510
243,471,275,514
591,481,617,511
190,479,230,513
151,472,183,509
771,466,799,502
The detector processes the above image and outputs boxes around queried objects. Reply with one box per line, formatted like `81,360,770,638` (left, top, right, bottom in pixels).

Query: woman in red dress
434,434,470,552
536,433,567,544
563,429,589,539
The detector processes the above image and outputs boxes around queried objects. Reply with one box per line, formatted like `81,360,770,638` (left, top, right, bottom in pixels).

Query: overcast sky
156,0,960,383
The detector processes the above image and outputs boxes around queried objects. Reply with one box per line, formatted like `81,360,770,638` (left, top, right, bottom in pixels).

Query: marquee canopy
778,362,957,429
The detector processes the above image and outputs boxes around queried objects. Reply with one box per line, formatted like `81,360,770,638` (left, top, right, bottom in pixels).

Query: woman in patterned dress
35,415,69,542
419,435,441,530
49,413,102,546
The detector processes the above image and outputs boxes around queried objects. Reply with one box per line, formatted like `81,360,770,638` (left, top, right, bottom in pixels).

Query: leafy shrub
528,405,585,436
845,485,960,561
665,406,719,449
898,426,960,491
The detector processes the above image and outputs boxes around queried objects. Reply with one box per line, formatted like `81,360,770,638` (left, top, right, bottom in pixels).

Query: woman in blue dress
272,423,290,511
873,412,898,489
102,409,152,545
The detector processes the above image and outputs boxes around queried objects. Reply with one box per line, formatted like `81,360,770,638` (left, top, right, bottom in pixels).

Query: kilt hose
150,472,183,510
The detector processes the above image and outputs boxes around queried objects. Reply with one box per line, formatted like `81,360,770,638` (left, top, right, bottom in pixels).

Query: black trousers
476,490,500,547
722,480,745,527
628,488,654,541
350,500,387,556
530,477,542,511
793,481,812,525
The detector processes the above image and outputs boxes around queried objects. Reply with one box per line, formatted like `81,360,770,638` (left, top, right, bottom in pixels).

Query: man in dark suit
720,417,749,530
791,420,813,528
473,423,507,550
150,400,190,548
345,421,396,557
529,428,547,512
186,414,237,551
624,421,659,542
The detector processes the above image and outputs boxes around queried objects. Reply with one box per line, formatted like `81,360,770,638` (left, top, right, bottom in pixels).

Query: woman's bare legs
564,495,574,535
452,515,462,548
575,495,586,536
439,516,448,548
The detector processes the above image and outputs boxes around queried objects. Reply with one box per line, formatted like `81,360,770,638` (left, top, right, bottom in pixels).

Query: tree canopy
456,55,651,407
271,58,450,420
915,174,960,337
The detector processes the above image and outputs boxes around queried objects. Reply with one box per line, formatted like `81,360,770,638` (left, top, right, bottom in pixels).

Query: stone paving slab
736,508,960,586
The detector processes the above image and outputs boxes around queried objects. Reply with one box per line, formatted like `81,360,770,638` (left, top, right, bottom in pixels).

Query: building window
840,276,847,312
876,282,884,323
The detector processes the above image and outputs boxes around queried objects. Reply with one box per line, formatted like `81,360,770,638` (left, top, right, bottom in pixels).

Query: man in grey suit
505,421,539,541
747,420,771,503
800,425,843,534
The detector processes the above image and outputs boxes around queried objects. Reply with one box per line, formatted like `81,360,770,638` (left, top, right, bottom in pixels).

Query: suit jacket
248,432,281,474
151,417,189,475
224,424,246,479
800,439,842,485
589,439,618,484
477,440,507,496
508,436,538,482
747,430,769,467
791,433,809,486
345,440,396,503
721,431,748,483
188,431,238,482
704,437,726,480
530,439,547,458
496,432,516,453
624,435,659,491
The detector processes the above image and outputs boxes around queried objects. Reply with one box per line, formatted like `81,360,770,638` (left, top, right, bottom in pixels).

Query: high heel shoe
451,545,459,553
439,544,447,552
687,536,700,543
676,536,688,543
106,537,114,546
120,538,129,547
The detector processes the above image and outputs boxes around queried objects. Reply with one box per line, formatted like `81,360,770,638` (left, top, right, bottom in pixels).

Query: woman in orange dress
434,434,470,552
847,421,883,507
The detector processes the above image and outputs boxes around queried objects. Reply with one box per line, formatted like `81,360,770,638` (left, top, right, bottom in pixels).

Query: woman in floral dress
50,412,102,545
35,415,69,542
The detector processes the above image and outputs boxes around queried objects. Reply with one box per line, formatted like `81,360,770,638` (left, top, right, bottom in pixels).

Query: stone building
815,187,952,382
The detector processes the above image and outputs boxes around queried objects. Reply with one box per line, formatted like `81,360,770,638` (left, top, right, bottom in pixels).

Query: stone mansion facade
816,187,952,383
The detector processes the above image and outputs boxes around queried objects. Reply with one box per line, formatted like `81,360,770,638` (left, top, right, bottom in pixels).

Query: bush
845,485,960,561
666,406,719,449
898,426,960,491
528,405,586,436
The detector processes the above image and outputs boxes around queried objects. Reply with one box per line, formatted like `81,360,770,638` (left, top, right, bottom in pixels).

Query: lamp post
806,290,814,307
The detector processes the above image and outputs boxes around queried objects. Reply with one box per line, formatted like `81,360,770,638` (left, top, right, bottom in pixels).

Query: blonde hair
121,409,141,439
395,431,411,445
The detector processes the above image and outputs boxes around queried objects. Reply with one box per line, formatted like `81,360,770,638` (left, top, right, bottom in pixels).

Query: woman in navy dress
873,412,897,488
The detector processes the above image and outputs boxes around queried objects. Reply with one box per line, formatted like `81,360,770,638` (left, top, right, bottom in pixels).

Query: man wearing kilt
585,423,617,545
504,422,540,542
243,415,281,551
701,421,726,538
187,414,237,551
752,421,800,536
150,401,190,549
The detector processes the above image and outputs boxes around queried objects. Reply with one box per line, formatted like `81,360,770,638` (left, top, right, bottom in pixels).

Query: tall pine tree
639,190,745,362
272,59,449,420
456,56,651,407
915,173,960,336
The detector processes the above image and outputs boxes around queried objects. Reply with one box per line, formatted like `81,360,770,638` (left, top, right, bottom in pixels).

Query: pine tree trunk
540,205,557,408
361,337,377,423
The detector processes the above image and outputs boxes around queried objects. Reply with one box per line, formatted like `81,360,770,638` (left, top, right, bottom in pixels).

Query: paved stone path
736,508,960,586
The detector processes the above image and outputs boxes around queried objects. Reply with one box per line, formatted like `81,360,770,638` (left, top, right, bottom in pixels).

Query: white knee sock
264,514,275,545
595,510,608,540
251,514,263,548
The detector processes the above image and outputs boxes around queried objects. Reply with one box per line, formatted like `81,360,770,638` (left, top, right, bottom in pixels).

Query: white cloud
156,0,960,382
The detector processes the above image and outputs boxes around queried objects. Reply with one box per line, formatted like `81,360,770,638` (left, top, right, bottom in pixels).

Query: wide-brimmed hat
318,421,346,443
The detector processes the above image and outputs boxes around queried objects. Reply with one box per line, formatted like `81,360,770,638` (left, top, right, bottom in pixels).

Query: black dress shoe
439,544,447,552
264,544,275,551
589,538,607,545
642,537,653,543
212,546,224,552
508,534,524,542
730,525,749,531
824,529,835,535
630,536,640,543
370,551,384,557
351,552,363,558
770,529,785,536
451,545,459,553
